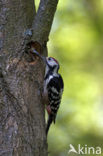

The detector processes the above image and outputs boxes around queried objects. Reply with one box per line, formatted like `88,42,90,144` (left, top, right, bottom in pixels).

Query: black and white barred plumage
44,57,64,135
31,49,64,135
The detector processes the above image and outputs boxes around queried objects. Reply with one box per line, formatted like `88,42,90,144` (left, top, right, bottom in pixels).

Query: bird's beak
32,50,47,64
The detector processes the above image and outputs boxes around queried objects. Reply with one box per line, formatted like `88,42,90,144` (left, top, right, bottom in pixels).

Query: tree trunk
0,0,58,155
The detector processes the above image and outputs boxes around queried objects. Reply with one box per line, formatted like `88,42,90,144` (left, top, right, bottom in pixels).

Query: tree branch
32,0,59,43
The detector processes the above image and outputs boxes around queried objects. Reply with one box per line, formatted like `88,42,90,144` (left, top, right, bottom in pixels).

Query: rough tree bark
0,0,59,155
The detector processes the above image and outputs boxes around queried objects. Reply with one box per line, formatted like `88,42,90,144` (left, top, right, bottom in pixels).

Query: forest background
36,0,103,156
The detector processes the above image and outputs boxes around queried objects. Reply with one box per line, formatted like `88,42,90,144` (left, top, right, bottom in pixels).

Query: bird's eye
48,57,51,61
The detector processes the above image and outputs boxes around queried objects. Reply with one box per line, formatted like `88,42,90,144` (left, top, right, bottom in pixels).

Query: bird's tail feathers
46,115,53,135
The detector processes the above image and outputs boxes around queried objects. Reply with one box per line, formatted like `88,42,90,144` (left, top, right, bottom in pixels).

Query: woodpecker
32,50,64,135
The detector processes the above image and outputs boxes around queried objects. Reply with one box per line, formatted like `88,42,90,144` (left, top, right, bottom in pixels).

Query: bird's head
31,50,60,73
46,57,60,73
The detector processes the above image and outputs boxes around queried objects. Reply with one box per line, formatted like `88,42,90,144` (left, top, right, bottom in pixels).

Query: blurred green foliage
36,0,103,155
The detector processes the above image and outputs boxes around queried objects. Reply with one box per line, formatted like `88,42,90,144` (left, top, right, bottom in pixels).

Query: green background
36,0,103,155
